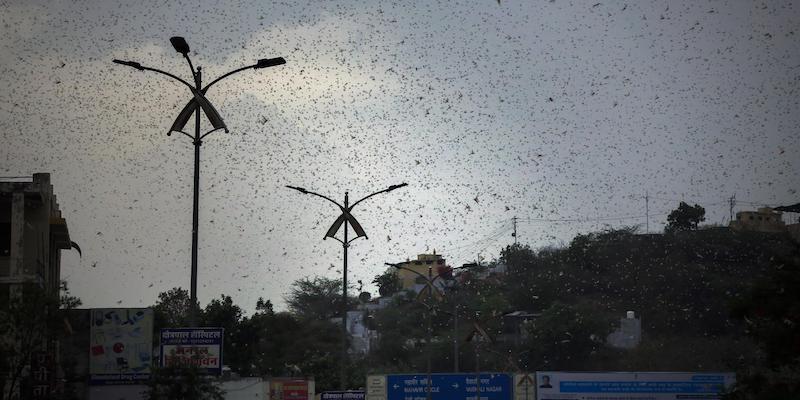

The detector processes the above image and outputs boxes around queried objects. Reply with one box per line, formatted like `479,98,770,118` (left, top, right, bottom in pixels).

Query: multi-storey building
0,173,72,301
1,173,74,399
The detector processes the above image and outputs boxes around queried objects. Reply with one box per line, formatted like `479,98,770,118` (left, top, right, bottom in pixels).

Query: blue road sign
386,373,512,400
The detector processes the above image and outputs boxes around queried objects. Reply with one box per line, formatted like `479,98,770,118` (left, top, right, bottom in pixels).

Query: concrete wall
221,378,267,400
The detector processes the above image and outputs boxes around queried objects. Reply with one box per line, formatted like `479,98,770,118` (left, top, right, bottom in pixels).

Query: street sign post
366,375,387,400
385,373,512,400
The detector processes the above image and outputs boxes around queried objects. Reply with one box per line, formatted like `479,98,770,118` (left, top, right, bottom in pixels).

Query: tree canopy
143,224,798,396
0,282,81,400
665,202,706,232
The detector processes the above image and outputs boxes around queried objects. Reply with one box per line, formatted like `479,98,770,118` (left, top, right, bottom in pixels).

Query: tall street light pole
385,262,474,400
113,37,285,326
288,183,407,390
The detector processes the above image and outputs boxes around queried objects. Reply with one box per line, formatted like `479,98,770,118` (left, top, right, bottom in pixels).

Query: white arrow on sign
452,383,459,389
393,384,400,389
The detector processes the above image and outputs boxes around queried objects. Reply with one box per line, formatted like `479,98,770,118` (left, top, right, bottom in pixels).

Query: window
0,200,10,257
0,222,9,256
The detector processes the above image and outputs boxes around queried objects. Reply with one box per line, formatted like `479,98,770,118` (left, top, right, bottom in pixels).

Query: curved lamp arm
113,59,228,135
350,183,407,210
113,60,196,92
203,64,256,93
286,186,344,210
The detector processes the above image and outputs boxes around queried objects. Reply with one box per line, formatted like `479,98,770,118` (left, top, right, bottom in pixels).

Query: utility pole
729,194,736,222
645,192,649,233
453,300,458,373
512,216,518,244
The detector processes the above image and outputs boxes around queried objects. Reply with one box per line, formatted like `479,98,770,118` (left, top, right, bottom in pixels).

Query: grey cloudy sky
1,0,798,313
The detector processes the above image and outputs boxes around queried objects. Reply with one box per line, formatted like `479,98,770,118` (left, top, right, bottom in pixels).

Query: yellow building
729,207,786,233
395,252,448,292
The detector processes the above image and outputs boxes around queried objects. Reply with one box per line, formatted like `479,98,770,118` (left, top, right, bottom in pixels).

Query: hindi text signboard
385,373,512,400
159,327,224,375
321,391,365,400
535,372,735,400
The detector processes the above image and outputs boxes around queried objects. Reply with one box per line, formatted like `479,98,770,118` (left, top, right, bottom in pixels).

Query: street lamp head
286,185,308,194
387,183,408,192
169,36,191,55
255,57,286,69
112,59,144,71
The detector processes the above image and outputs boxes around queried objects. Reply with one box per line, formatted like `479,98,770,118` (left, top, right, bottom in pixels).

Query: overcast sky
1,0,798,313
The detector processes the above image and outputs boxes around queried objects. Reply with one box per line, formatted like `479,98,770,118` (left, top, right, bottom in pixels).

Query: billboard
89,308,154,385
535,372,735,400
384,373,513,400
159,327,224,375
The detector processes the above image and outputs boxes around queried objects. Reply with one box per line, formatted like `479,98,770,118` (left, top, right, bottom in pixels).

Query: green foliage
150,279,351,391
0,281,81,400
202,295,244,374
143,227,797,397
369,294,426,372
255,297,274,314
723,363,800,400
372,269,402,297
521,301,611,371
725,246,800,398
666,202,706,233
151,287,199,330
144,363,224,400
285,276,352,321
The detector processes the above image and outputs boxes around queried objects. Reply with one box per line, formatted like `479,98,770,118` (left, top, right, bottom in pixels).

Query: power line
449,222,514,262
518,211,671,223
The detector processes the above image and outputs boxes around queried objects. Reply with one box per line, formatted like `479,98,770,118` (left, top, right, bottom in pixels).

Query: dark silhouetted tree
372,269,402,297
152,288,199,330
202,295,243,374
725,247,800,399
285,276,354,321
665,202,705,233
0,281,81,400
144,363,224,400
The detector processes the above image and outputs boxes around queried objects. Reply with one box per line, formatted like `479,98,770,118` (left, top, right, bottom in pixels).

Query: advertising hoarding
159,327,224,375
535,372,735,400
89,308,154,385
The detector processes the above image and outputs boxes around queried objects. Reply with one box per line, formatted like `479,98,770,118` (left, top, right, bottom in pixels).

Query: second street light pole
114,37,285,326
342,192,349,389
385,261,475,400
288,183,407,390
